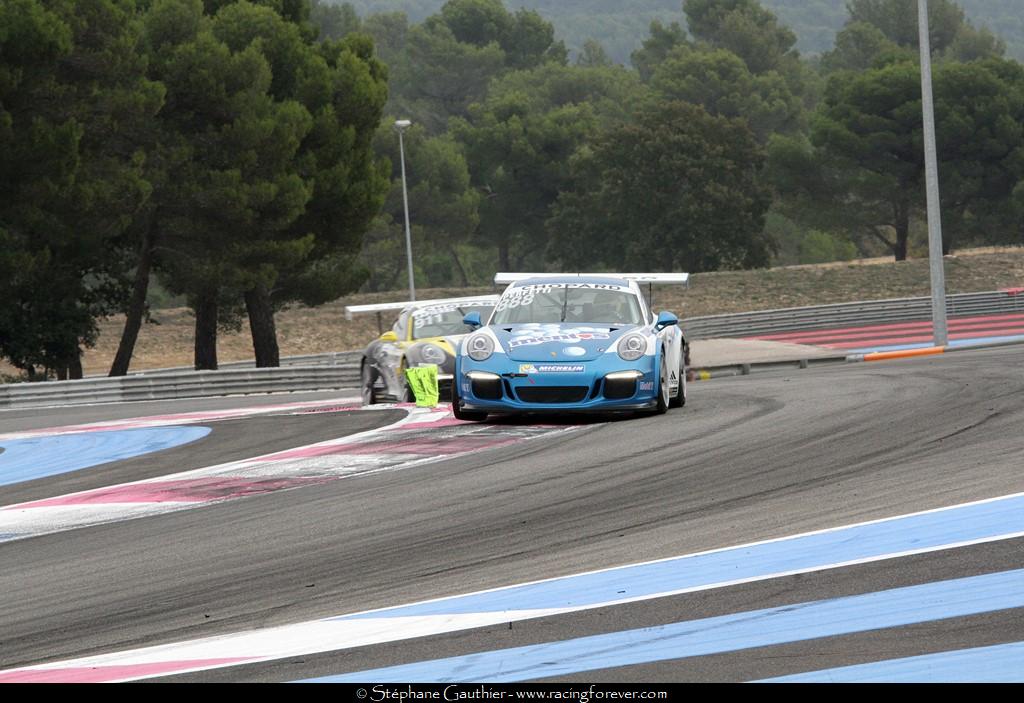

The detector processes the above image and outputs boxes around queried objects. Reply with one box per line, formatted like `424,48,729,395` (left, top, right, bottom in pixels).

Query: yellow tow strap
404,364,439,407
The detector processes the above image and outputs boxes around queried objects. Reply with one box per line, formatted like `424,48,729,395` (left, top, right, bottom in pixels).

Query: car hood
493,324,635,362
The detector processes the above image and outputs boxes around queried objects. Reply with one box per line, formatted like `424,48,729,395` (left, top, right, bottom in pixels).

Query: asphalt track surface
1,346,1022,681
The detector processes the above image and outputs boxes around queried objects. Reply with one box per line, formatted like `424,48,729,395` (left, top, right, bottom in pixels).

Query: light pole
394,119,416,302
918,0,948,346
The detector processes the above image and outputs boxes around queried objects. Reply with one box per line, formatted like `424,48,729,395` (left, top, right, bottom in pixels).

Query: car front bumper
456,356,660,413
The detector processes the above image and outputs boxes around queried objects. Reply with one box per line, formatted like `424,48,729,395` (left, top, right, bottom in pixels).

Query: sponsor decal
563,346,586,357
519,364,538,374
496,284,627,311
639,381,654,391
508,332,610,349
536,364,584,373
512,283,626,292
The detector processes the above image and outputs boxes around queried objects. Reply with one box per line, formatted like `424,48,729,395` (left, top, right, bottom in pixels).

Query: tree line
2,0,387,378
2,0,1024,380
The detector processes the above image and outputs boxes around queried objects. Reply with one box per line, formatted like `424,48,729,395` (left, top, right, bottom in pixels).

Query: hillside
337,0,1024,63
8,247,1017,378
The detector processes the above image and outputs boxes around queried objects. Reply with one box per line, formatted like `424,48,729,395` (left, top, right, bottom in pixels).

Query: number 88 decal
496,291,534,311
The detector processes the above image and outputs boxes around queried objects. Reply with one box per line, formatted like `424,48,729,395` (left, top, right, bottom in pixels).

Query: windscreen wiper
560,286,568,322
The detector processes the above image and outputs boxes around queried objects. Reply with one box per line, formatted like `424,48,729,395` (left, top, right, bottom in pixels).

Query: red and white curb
0,403,575,543
0,396,364,441
0,609,572,683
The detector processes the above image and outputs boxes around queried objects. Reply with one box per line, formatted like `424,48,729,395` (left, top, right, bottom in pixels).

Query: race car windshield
411,304,495,338
493,286,644,326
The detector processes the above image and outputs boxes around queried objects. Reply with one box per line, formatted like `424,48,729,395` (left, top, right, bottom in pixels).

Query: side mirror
655,311,678,330
379,331,399,343
463,311,482,329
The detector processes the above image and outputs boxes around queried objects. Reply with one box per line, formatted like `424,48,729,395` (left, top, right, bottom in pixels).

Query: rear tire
452,378,487,422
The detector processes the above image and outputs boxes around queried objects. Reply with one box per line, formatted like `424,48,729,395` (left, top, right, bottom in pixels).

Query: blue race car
452,273,690,421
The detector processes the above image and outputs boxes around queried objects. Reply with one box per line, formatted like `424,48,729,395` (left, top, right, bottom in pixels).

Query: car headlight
419,343,447,365
466,334,494,361
617,333,647,361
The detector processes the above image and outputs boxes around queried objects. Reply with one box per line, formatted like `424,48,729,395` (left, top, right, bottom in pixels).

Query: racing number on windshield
496,289,537,311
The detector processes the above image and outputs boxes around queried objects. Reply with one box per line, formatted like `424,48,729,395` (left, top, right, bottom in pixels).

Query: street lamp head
394,119,412,131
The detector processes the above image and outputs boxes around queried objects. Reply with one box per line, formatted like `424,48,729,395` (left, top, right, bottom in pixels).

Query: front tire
452,378,487,422
655,355,669,414
670,348,686,408
360,361,378,406
397,360,414,403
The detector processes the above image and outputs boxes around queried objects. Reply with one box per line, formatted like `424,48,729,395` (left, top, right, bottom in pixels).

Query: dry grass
6,247,1024,377
673,246,1024,317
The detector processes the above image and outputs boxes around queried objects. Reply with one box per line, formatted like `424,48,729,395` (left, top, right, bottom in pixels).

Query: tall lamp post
918,0,948,346
394,119,416,302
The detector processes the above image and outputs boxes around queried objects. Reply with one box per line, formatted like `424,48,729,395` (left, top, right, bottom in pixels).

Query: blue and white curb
757,641,1024,683
304,568,1024,682
3,490,1023,682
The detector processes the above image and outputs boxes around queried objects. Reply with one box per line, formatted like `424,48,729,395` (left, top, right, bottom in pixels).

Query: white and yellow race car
346,296,500,405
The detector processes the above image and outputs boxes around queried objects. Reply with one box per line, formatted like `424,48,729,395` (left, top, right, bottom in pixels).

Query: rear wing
344,295,499,321
493,272,689,311
494,272,689,287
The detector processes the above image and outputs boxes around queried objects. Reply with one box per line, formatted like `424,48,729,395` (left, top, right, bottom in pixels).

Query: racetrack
1,346,1022,682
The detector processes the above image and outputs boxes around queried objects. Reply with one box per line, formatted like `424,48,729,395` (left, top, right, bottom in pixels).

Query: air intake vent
515,386,589,404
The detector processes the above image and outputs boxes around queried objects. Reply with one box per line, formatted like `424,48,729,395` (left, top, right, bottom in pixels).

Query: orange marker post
863,346,946,362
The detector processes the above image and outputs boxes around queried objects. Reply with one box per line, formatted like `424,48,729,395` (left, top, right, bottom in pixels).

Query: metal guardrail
130,350,362,376
681,289,1024,340
691,355,852,380
0,366,360,411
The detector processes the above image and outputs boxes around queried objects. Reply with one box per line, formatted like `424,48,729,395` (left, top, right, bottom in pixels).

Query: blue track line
334,494,1024,620
847,333,1024,354
299,569,1024,683
0,426,211,487
759,641,1024,683
948,334,1024,349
